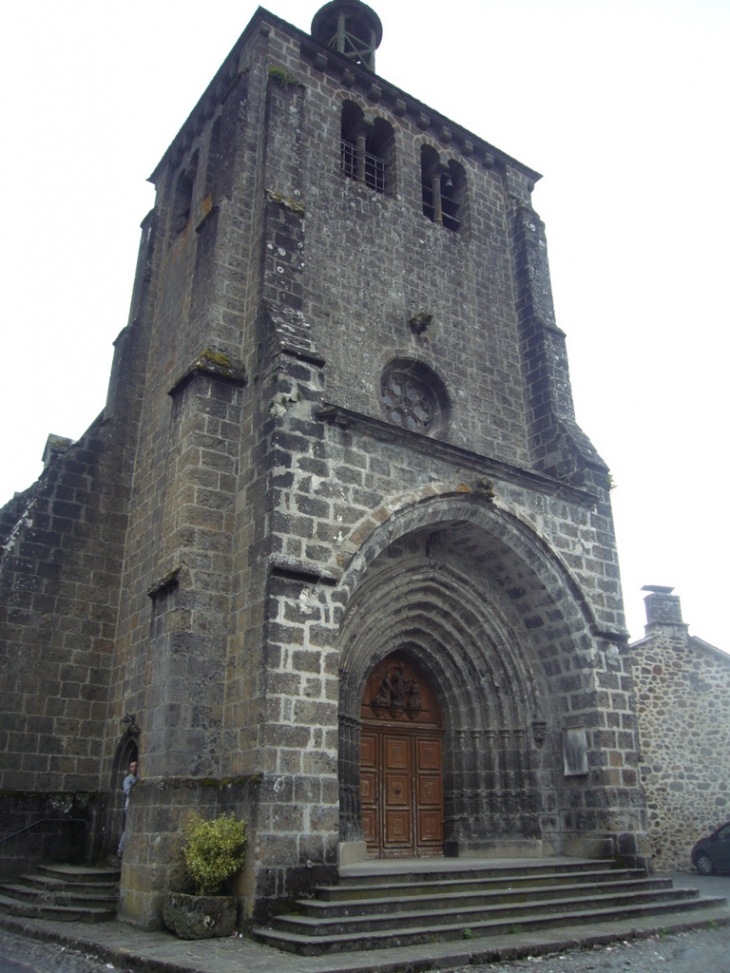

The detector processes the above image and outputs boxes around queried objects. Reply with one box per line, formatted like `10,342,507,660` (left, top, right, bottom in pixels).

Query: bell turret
311,0,383,72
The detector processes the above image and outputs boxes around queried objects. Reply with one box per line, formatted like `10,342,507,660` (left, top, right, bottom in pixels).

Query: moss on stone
195,349,232,369
264,188,305,218
268,66,304,88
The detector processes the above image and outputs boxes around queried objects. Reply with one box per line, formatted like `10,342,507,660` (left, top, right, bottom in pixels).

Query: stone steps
35,864,120,885
0,864,120,922
313,865,645,901
0,882,118,907
299,876,678,919
253,858,728,955
275,886,702,938
334,857,616,888
15,871,119,897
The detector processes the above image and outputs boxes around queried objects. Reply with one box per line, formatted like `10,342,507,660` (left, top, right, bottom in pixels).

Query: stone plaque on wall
562,728,588,776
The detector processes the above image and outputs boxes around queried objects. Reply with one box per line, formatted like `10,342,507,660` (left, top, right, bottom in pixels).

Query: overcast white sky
1,0,727,650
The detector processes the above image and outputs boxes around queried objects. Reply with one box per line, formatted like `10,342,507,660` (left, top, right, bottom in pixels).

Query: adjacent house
631,586,730,870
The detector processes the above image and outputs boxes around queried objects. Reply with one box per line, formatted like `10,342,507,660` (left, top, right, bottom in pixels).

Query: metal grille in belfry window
341,139,357,180
340,140,386,194
364,152,385,194
421,178,435,220
441,187,461,232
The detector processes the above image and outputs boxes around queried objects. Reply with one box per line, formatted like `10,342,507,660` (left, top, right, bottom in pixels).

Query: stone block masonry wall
0,425,128,795
510,199,608,488
0,172,151,869
217,65,342,915
142,366,245,780
113,25,311,926
631,595,730,870
249,364,648,870
0,416,132,872
107,21,265,796
0,792,101,878
299,78,533,469
120,776,259,929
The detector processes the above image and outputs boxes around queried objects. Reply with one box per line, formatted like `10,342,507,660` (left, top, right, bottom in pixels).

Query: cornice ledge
147,567,180,599
590,624,631,646
168,349,247,399
316,404,599,507
269,554,341,585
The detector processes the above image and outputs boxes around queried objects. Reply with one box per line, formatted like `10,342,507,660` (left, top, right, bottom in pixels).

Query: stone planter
162,891,237,939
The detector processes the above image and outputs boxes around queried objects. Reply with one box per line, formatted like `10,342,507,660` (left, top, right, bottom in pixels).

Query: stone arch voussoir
336,492,597,635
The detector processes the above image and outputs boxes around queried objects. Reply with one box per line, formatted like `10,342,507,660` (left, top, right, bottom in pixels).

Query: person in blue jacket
116,759,138,856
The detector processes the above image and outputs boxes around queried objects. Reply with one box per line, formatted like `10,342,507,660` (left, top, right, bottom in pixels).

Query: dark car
692,821,730,875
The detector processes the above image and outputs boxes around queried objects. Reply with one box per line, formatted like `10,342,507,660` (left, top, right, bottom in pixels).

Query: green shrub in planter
183,812,247,896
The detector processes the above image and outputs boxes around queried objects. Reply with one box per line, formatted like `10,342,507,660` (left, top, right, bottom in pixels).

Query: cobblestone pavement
0,929,123,973
447,925,730,973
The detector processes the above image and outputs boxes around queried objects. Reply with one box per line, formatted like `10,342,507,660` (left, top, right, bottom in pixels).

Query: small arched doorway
360,651,444,858
105,731,139,855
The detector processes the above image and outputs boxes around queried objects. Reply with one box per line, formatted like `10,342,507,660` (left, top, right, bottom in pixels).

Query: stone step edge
37,864,120,873
299,877,676,915
254,896,730,953
277,887,702,933
0,894,116,921
37,866,120,883
322,867,646,898
0,884,119,904
338,858,616,884
18,876,120,893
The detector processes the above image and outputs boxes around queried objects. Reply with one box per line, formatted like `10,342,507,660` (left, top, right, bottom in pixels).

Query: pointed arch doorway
360,652,444,858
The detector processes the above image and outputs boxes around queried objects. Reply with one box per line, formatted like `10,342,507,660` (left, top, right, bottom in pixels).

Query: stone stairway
254,857,729,955
0,863,120,922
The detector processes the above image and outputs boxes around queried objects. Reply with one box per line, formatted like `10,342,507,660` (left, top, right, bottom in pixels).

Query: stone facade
630,587,730,870
0,2,650,927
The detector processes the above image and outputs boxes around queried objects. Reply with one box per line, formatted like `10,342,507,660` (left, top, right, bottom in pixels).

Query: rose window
380,359,449,436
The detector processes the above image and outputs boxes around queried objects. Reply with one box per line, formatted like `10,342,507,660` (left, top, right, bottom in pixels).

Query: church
0,0,650,927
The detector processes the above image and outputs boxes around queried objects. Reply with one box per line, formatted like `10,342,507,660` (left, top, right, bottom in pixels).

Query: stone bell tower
0,0,649,927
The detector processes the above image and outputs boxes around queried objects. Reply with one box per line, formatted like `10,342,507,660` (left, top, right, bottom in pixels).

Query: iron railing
0,818,88,846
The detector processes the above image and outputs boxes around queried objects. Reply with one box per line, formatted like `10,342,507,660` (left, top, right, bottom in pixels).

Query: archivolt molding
333,493,601,850
335,490,598,635
338,558,546,733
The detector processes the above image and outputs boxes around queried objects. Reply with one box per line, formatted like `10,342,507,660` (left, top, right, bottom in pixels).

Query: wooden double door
360,653,444,858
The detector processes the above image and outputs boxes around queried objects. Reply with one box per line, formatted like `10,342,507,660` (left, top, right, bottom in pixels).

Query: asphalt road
0,930,123,973
450,925,730,973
